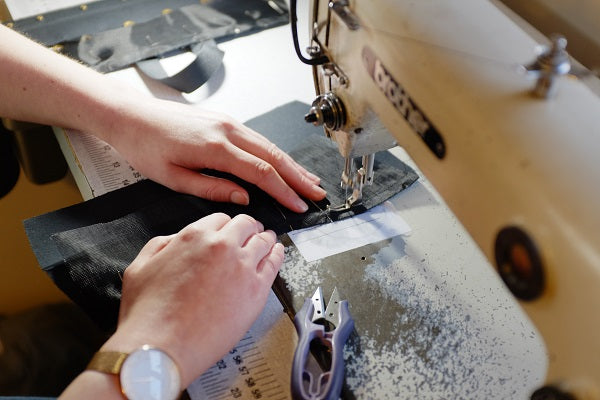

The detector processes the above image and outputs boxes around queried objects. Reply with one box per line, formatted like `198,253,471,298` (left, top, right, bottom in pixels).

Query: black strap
135,40,224,93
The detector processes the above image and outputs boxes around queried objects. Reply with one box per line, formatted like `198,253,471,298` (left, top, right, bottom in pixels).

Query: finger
229,129,326,200
185,212,231,233
256,242,284,280
265,146,322,187
221,214,264,245
235,125,322,185
165,165,251,205
289,156,322,185
217,120,322,187
205,144,311,213
243,230,277,264
135,235,173,262
126,235,174,277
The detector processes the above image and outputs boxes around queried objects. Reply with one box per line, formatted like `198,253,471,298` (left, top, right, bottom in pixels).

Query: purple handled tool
291,287,354,400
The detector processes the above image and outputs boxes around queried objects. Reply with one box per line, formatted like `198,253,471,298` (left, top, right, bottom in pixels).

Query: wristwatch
87,344,181,400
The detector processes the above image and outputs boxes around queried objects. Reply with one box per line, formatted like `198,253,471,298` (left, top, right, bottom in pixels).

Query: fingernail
296,198,308,212
230,191,249,205
307,171,320,183
313,185,326,197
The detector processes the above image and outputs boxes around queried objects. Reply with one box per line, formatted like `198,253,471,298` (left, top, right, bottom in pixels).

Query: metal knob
525,34,571,98
304,93,346,130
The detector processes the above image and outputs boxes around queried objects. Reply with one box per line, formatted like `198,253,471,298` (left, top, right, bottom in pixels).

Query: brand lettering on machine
374,59,429,137
362,46,446,158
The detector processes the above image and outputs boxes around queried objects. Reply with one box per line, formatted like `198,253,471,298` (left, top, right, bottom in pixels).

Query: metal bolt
305,112,318,124
528,34,571,98
306,45,321,57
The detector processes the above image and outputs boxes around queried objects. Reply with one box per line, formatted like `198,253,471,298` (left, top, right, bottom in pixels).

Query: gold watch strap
0,1,11,23
87,351,129,374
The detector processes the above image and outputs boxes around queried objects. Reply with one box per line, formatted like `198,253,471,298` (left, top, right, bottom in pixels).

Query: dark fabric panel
71,5,234,73
8,0,289,89
9,0,289,48
24,102,418,331
24,179,176,272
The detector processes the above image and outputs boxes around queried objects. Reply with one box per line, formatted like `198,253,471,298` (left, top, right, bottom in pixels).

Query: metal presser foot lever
328,154,375,213
291,287,354,400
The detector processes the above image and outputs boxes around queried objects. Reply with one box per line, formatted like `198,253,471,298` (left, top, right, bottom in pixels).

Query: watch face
120,345,181,400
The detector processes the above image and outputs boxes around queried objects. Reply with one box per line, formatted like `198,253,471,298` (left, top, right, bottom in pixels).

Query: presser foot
326,187,363,213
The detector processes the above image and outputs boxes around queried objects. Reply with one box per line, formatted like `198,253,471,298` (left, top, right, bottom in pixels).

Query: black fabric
24,102,418,331
8,0,290,48
8,0,212,46
68,5,234,73
8,0,289,90
136,40,224,93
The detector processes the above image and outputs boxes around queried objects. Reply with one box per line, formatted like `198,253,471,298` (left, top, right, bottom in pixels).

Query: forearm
60,370,124,399
59,294,240,399
0,24,140,144
0,22,324,211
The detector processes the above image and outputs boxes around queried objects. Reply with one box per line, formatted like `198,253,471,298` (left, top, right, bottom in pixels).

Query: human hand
97,213,283,388
99,98,326,213
1,26,324,212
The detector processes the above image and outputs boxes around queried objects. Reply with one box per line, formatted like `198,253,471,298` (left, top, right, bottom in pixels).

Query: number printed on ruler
73,132,146,197
194,333,289,400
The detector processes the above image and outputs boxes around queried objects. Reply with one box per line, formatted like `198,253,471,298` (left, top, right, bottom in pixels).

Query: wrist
99,320,191,384
61,369,124,399
86,344,182,400
82,81,147,147
100,318,220,390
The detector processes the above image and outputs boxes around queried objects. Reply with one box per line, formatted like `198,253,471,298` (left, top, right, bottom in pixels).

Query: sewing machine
295,0,600,397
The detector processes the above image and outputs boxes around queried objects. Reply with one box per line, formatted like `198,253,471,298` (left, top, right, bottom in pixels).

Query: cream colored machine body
299,0,600,397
